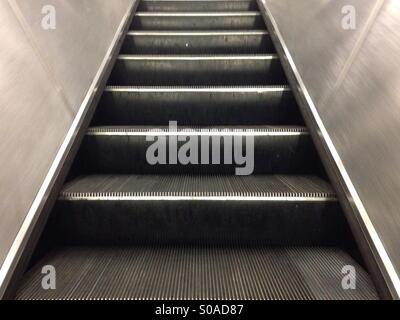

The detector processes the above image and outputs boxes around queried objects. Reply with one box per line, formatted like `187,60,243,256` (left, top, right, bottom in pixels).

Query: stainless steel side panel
0,0,136,298
258,0,400,298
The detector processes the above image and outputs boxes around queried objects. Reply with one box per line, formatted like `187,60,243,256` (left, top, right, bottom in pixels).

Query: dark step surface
77,126,319,174
52,174,347,246
109,55,286,86
16,246,378,300
95,86,302,126
138,0,259,12
131,12,265,30
121,31,274,54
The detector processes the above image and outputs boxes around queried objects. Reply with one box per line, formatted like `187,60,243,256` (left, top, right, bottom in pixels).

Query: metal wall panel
324,0,400,292
262,0,381,105
0,0,71,266
0,0,134,292
260,0,400,297
13,0,134,112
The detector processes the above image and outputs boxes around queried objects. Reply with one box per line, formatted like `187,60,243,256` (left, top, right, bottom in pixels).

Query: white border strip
127,30,268,36
118,54,278,61
135,12,261,17
105,86,290,93
258,0,400,297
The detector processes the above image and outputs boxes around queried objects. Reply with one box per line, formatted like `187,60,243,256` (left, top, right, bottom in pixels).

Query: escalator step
121,30,274,54
138,0,259,12
109,55,286,86
77,126,319,174
95,86,302,126
131,12,265,30
16,246,378,300
52,175,348,245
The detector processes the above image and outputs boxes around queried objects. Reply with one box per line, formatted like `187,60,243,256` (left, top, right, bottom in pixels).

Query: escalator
14,0,378,300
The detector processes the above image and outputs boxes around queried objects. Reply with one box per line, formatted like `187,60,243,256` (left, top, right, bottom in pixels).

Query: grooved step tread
16,246,378,300
86,125,308,135
60,175,336,200
105,85,290,91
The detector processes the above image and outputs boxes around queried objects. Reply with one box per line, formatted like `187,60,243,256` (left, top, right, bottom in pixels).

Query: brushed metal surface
0,0,135,297
259,0,400,297
14,0,136,112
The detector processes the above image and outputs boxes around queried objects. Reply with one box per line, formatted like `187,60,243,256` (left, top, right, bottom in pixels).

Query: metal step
108,55,286,86
51,174,348,246
95,86,302,126
76,126,319,174
138,0,259,12
131,12,265,30
16,246,378,300
121,31,274,54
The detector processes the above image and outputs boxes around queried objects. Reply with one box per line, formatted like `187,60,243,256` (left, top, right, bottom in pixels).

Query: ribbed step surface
52,175,347,246
95,86,301,126
16,246,378,300
60,174,335,198
121,31,274,54
77,126,318,174
138,0,259,12
109,55,286,86
131,12,265,30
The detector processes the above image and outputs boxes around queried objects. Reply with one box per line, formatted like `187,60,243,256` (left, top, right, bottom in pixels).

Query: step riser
77,133,319,174
53,200,347,246
109,57,286,86
121,33,274,54
131,15,265,30
95,89,302,126
138,1,259,12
